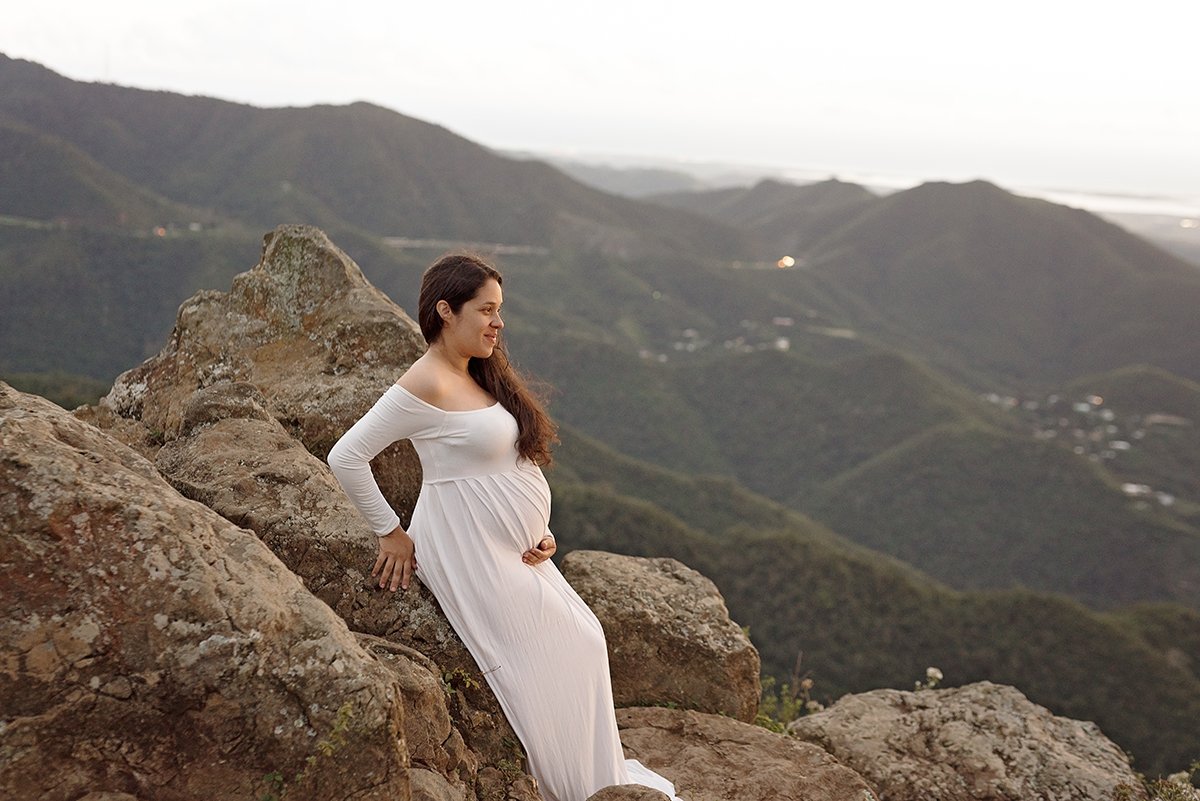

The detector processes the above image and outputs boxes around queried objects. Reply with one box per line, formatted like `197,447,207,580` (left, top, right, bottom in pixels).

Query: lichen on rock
0,382,409,801
92,223,427,519
561,550,761,722
788,681,1148,801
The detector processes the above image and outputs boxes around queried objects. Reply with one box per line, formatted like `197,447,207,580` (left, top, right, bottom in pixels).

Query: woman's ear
436,300,452,322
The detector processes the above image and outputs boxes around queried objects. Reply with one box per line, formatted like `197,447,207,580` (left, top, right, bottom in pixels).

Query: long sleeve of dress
327,384,444,535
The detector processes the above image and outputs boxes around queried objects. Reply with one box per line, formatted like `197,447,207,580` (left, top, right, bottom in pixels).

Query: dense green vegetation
0,371,110,409
0,225,259,377
515,330,1200,608
0,122,214,229
809,421,1200,607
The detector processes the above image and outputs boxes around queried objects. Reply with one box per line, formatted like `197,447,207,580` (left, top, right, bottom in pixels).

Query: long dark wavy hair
417,253,558,466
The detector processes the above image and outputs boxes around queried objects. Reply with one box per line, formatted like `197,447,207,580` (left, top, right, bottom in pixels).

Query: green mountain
4,55,1198,612
652,177,1200,390
802,180,1200,389
0,55,748,260
0,122,215,229
809,420,1200,607
651,177,877,256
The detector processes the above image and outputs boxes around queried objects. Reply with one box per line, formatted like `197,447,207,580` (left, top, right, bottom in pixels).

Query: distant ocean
777,165,1200,220
776,166,1200,220
545,149,1200,221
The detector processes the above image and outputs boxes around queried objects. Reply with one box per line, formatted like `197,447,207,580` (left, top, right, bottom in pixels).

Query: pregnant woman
327,253,681,801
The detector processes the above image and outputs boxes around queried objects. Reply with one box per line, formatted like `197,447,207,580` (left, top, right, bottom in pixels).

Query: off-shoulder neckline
391,383,501,414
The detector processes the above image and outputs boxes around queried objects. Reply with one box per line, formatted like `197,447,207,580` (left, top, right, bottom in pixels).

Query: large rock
787,681,1147,801
152,380,530,794
561,551,760,722
615,706,878,801
0,383,408,801
96,223,427,523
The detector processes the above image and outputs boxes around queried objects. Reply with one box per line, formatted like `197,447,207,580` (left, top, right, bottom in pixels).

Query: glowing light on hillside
777,256,796,269
1182,218,1198,229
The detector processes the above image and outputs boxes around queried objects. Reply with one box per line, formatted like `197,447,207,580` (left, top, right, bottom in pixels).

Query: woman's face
441,278,504,358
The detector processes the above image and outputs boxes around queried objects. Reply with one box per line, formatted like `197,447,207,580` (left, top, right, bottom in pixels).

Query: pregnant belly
490,465,552,549
415,464,551,553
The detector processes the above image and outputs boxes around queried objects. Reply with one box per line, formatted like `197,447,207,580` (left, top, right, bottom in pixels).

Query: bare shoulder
395,355,446,407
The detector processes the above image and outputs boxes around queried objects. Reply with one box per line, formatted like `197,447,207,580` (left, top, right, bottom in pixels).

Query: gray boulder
788,681,1147,801
95,223,427,521
561,550,761,722
0,383,408,801
153,379,527,793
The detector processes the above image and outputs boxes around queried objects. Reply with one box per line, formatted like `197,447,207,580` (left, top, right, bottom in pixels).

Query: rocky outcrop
787,681,1146,801
561,551,760,722
0,383,409,801
69,226,547,799
96,224,427,522
151,380,522,791
616,706,879,801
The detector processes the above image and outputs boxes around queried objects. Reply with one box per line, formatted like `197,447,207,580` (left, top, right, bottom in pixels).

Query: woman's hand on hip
374,525,417,592
522,536,556,566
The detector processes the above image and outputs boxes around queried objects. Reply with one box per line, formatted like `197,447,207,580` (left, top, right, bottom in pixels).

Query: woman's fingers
377,554,394,588
394,559,413,592
374,530,418,591
522,541,555,565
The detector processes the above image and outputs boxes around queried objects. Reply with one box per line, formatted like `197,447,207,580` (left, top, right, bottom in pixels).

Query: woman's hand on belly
375,525,418,591
521,536,556,566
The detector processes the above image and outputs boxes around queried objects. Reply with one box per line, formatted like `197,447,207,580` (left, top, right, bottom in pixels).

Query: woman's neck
428,340,471,376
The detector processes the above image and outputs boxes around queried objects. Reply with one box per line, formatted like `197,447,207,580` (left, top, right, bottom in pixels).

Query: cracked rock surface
787,681,1147,801
93,223,427,522
0,383,408,801
561,551,761,722
616,706,879,801
153,379,520,780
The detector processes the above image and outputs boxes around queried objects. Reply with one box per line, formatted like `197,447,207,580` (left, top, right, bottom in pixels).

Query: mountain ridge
0,54,751,260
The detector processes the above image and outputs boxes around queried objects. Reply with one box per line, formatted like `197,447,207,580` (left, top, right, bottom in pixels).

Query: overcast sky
3,0,1197,199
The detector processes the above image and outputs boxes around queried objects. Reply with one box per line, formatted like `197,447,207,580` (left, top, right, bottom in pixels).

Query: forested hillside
548,427,1200,775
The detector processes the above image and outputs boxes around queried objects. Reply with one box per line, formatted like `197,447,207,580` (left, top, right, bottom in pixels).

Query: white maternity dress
327,383,681,801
